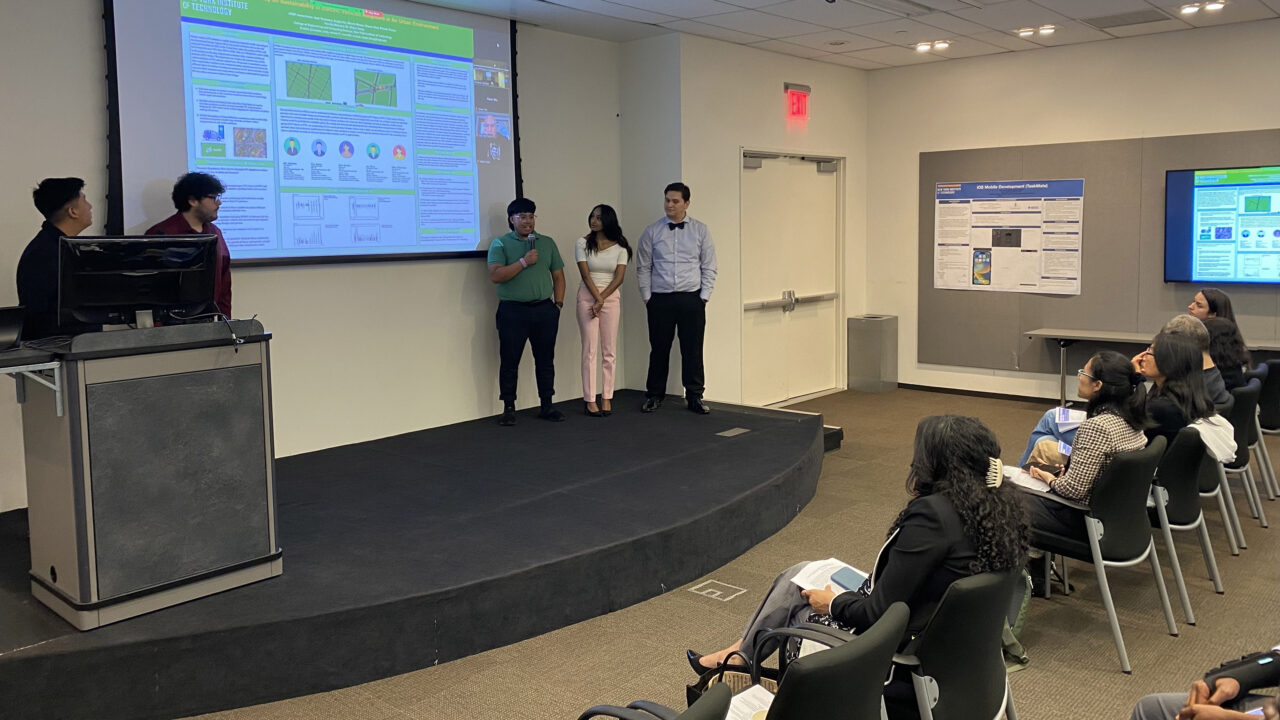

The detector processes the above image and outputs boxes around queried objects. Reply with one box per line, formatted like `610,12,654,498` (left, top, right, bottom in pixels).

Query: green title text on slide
1195,167,1280,186
181,0,473,58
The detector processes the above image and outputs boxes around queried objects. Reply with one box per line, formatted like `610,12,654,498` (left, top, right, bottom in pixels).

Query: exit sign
784,82,811,121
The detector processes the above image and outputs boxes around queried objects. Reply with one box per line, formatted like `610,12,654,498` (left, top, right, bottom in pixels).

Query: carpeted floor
187,388,1279,720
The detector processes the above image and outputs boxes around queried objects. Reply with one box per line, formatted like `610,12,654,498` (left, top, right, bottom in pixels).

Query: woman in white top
576,204,632,416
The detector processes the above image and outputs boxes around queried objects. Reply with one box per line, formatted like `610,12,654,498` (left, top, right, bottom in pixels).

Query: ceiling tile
951,0,1071,31
845,17,959,44
542,0,677,23
1028,19,1121,45
1261,0,1280,12
905,0,987,9
603,0,742,19
1028,0,1158,19
748,39,836,57
697,9,830,36
1101,17,1194,36
931,36,1010,58
1156,0,1279,26
913,11,995,35
756,0,899,27
965,29,1045,50
780,28,888,51
819,53,890,70
661,18,770,43
718,0,794,7
843,44,946,65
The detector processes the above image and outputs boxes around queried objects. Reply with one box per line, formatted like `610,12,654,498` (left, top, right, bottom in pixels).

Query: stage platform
0,390,827,720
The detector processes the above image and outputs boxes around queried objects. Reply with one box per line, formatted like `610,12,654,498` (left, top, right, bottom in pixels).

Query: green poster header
1194,167,1280,186
181,0,473,58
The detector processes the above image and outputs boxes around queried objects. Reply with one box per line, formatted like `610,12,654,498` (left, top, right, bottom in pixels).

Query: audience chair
577,683,730,720
891,571,1022,720
747,602,910,719
1150,427,1226,627
1259,359,1280,433
1027,437,1177,673
1201,395,1245,553
1243,363,1278,500
1224,379,1267,528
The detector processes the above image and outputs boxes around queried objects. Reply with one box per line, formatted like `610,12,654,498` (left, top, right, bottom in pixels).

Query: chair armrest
753,625,854,682
626,701,680,720
577,705,665,720
892,652,921,667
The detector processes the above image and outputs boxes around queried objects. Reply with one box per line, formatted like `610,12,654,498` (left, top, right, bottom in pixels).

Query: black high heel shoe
687,649,713,675
584,401,603,417
600,397,613,416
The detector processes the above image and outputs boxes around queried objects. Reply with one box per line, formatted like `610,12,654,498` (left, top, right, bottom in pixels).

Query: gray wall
917,129,1280,373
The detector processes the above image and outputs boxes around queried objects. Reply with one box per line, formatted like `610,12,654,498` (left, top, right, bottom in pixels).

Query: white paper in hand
1005,466,1051,493
726,684,774,720
1054,407,1086,432
789,558,866,592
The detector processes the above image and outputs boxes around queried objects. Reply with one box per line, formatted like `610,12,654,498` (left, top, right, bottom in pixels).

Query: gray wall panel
919,129,1280,375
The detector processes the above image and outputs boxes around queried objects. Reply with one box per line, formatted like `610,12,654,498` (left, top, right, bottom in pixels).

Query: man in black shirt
15,177,94,339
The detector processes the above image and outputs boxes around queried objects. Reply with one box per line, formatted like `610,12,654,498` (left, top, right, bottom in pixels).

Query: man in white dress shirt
635,182,717,415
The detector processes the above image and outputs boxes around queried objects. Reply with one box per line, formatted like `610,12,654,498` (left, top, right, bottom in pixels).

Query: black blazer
829,493,980,638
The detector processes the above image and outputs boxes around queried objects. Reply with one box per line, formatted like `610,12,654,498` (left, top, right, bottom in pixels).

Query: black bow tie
668,221,686,230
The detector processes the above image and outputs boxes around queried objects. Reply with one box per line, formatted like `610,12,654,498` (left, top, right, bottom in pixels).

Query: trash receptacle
847,315,897,392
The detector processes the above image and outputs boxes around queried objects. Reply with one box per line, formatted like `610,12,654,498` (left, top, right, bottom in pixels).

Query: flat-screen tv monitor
58,235,218,328
1165,165,1280,283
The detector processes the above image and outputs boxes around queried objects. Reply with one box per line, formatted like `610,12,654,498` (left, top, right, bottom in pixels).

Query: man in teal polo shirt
487,197,566,426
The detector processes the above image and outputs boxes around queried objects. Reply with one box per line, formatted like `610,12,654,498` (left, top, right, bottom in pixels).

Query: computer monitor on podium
58,235,218,331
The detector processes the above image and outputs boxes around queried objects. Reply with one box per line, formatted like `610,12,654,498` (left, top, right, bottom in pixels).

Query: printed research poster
934,179,1084,295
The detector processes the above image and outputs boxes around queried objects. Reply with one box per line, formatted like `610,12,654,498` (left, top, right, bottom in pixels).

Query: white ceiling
411,0,1280,68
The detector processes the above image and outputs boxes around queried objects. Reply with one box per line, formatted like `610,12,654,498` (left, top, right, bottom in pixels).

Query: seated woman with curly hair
687,415,1028,719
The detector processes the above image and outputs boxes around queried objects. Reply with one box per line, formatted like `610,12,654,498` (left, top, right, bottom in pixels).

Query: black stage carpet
0,390,824,720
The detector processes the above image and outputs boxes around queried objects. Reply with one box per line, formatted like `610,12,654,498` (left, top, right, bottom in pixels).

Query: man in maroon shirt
146,172,232,317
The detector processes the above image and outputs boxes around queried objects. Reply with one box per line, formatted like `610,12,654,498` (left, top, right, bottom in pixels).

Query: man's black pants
497,299,558,404
645,291,705,400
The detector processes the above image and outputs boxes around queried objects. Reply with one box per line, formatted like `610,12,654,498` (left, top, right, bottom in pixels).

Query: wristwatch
554,301,564,309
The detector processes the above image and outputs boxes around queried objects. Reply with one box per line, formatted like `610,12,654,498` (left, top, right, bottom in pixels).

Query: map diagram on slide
354,70,397,107
233,128,267,158
286,62,332,101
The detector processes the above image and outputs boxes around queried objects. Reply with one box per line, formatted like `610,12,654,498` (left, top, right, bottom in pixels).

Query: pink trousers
577,284,621,401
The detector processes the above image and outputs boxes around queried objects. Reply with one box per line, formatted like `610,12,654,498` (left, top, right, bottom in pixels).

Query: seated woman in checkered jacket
1022,350,1148,543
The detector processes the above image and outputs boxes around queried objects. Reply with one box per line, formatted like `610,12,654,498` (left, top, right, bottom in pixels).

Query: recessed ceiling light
1181,3,1200,14
915,42,932,52
1205,1,1226,9
827,40,848,46
1038,25,1055,35
1016,27,1035,37
933,40,950,50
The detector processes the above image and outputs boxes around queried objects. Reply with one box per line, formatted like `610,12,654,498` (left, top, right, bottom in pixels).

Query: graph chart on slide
354,70,397,106
293,196,323,220
350,197,379,220
286,62,332,101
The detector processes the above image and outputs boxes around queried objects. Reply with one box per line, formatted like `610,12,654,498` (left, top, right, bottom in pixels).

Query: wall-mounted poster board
934,179,1083,294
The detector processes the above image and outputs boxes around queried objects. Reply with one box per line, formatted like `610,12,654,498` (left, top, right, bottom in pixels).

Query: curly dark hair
1204,316,1251,374
895,415,1028,572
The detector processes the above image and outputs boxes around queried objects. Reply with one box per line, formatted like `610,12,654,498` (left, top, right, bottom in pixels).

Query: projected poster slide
1191,167,1280,282
934,180,1084,295
179,0,485,261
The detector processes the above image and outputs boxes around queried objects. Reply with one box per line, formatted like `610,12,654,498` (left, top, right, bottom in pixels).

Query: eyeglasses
204,194,223,201
1141,346,1154,356
1076,369,1097,381
512,213,536,220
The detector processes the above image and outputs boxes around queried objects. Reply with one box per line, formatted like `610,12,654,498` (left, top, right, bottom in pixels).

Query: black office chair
578,683,730,720
1243,364,1277,500
1150,427,1225,627
1027,436,1177,673
1223,379,1267,529
892,571,1022,720
1259,359,1280,432
748,602,910,719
